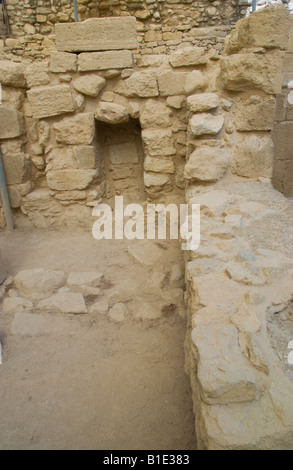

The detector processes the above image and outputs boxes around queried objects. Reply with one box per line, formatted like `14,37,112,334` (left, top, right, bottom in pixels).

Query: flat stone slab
37,292,87,314
14,269,67,300
67,271,103,288
55,17,138,52
78,50,134,72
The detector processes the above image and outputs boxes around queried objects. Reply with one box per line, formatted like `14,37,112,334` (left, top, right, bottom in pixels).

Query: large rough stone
25,61,50,88
73,75,106,97
94,102,129,124
115,71,159,98
78,50,134,71
2,297,33,314
143,172,170,188
169,46,208,68
184,70,208,95
144,156,174,174
53,113,95,145
225,4,290,54
2,153,27,184
72,146,97,169
157,71,188,96
27,85,75,119
49,51,77,73
46,169,97,190
0,60,26,88
37,292,87,314
234,95,276,131
55,17,138,52
140,99,172,129
184,147,230,182
191,325,258,405
0,106,25,139
231,134,274,178
67,271,103,288
187,93,220,113
142,129,175,156
220,52,283,95
14,268,66,300
189,114,224,136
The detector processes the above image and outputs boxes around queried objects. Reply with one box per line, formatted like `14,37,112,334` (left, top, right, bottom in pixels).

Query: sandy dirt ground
0,228,196,450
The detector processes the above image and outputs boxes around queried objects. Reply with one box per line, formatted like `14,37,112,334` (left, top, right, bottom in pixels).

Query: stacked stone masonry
1,4,293,450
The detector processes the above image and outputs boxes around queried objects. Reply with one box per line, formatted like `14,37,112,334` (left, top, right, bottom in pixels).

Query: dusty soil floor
0,228,196,450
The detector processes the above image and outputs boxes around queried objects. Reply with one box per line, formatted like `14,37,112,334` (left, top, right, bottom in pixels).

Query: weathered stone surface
67,271,103,288
157,71,187,96
0,106,24,139
73,75,106,97
191,325,258,405
225,4,290,54
72,146,97,169
134,301,162,321
127,242,165,267
37,120,50,147
95,102,129,124
231,134,274,178
189,114,224,136
0,60,26,88
144,156,174,174
226,262,265,286
115,71,159,98
220,52,283,95
108,302,127,323
142,129,175,156
143,172,170,188
230,304,261,334
108,142,139,164
89,300,109,315
187,93,220,113
184,147,229,182
169,46,208,68
78,50,133,71
25,61,50,88
184,70,208,95
140,99,172,129
2,153,27,184
8,186,22,208
37,292,87,314
49,51,77,73
27,85,75,119
46,169,97,191
55,17,138,52
234,95,276,131
53,113,95,145
166,95,185,109
46,147,75,171
2,297,33,314
14,269,66,300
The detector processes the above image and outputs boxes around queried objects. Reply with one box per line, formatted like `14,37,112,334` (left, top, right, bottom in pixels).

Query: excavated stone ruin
1,1,293,450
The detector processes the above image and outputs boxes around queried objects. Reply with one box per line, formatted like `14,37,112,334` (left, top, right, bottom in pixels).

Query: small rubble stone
108,302,127,323
14,269,66,300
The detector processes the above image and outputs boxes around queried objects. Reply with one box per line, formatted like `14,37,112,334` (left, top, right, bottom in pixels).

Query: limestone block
108,142,139,164
191,325,258,405
89,300,109,315
2,153,27,185
46,147,76,171
143,172,170,188
144,156,174,174
0,60,26,88
73,146,97,169
220,52,283,95
55,17,138,52
25,61,50,88
78,50,133,72
95,102,129,124
8,186,22,208
166,95,185,109
14,268,66,300
140,99,172,129
230,304,261,334
108,302,127,323
141,129,175,156
115,71,159,98
73,75,106,97
0,106,25,139
184,147,229,182
231,134,274,178
225,4,290,54
37,292,87,314
184,70,208,95
234,96,276,131
187,93,219,113
169,46,208,68
53,113,95,145
27,85,75,119
188,114,224,136
46,169,97,191
49,51,77,73
67,271,103,288
157,71,188,96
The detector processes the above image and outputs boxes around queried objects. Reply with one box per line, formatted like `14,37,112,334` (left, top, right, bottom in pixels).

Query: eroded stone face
53,113,95,145
27,85,75,119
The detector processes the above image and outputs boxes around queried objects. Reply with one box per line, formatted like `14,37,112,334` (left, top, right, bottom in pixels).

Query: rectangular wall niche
96,119,146,205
